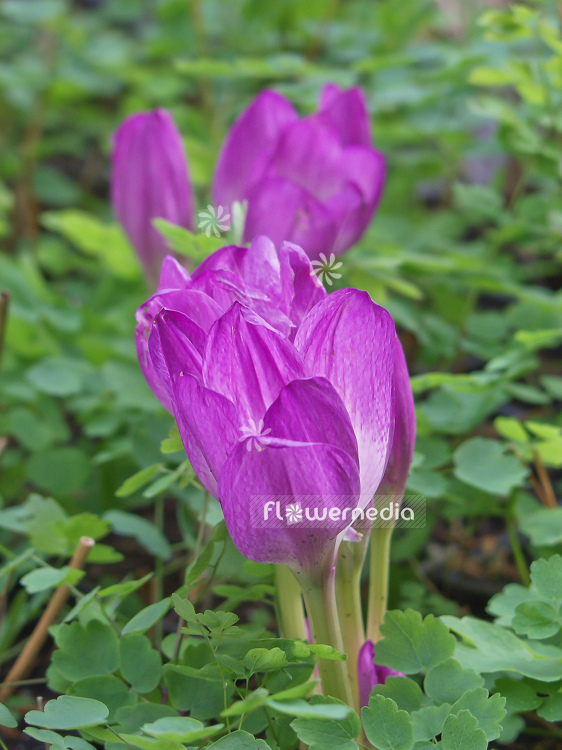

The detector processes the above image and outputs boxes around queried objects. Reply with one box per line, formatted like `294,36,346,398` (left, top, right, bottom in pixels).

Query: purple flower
213,86,385,261
358,640,405,708
137,239,408,574
111,109,195,287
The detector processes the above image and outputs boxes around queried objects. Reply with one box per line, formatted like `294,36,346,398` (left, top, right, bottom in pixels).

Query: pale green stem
335,539,367,713
366,527,393,643
295,558,353,706
274,564,308,641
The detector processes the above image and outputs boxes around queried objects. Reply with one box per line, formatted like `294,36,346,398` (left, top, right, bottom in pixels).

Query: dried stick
0,537,94,702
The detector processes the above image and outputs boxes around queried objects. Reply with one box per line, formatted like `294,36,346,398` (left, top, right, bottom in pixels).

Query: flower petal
318,85,371,147
148,309,205,402
295,289,396,503
244,177,338,261
378,336,416,499
157,255,191,291
173,374,240,496
278,241,326,335
218,439,360,570
213,91,298,207
203,303,306,426
264,376,358,464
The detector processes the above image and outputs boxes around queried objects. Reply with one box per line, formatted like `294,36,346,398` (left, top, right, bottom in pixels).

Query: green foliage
1,0,562,747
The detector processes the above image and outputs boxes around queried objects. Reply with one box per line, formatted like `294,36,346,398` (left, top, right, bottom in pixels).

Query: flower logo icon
239,418,271,452
311,252,343,286
285,503,303,525
197,205,231,237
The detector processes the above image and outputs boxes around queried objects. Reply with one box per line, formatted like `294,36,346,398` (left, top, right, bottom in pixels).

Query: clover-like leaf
362,695,414,750
376,610,456,674
25,696,108,730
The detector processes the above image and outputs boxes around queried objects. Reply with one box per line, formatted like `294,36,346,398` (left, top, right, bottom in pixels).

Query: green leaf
291,696,360,750
494,417,529,443
104,510,171,560
424,659,484,704
26,357,85,396
20,565,82,594
153,219,223,261
52,620,119,681
411,704,450,743
267,698,351,719
538,692,562,721
27,447,91,496
442,616,562,681
243,647,288,673
222,688,270,717
122,598,171,635
207,730,263,749
114,703,178,733
450,688,506,741
115,465,162,497
98,573,153,600
120,634,162,693
69,675,135,721
370,676,424,714
25,696,108,730
376,610,456,674
454,438,527,496
361,695,414,750
0,702,17,728
164,665,233,720
530,556,562,605
172,592,197,622
142,716,224,743
512,600,561,639
441,710,487,750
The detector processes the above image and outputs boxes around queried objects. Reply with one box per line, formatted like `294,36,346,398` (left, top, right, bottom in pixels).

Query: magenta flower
213,85,386,261
358,640,405,708
111,109,195,287
137,238,407,575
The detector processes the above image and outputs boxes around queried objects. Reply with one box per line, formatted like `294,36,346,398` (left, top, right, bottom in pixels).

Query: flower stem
274,564,308,641
366,527,393,643
335,539,367,713
296,559,353,706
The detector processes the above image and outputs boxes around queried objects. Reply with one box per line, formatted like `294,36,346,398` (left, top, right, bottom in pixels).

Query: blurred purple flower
136,238,412,575
111,109,195,287
213,85,385,261
358,640,405,708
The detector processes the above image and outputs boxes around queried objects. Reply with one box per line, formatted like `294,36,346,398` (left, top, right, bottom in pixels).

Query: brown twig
534,451,558,509
0,537,94,702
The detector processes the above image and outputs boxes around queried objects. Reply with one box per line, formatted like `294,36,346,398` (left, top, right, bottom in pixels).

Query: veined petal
378,336,416,499
173,374,240,496
149,309,205,401
278,241,326,335
213,90,298,207
264,376,359,465
218,439,360,571
157,255,191,291
203,303,306,426
295,289,396,503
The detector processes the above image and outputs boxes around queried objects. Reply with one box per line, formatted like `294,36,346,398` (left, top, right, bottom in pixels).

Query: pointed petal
148,310,205,401
173,374,240,496
218,439,360,570
318,85,371,147
203,303,306,426
264,376,358,464
358,640,376,708
295,289,396,502
157,255,191,291
278,241,326,335
213,91,298,207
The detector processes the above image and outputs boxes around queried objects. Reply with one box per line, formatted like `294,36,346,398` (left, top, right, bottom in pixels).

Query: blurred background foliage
0,0,561,745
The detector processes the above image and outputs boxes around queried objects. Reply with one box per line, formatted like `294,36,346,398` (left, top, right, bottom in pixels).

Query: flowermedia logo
311,252,343,286
197,205,231,237
252,495,426,530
